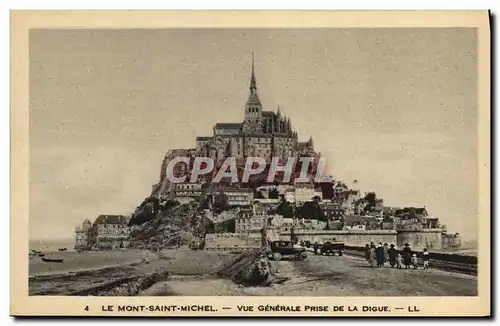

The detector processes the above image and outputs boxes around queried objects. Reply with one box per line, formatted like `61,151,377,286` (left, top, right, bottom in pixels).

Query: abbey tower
194,54,315,165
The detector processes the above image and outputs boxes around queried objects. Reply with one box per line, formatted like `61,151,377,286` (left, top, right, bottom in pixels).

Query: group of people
364,242,430,270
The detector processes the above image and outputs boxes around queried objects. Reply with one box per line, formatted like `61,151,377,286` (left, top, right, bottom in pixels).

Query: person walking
364,244,370,262
375,242,385,268
388,244,397,268
422,248,430,270
402,243,412,269
396,253,403,269
369,244,376,268
411,253,418,269
383,243,389,262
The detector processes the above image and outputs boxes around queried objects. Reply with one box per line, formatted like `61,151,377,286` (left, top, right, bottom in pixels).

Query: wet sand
29,249,157,277
29,249,477,296
28,249,239,295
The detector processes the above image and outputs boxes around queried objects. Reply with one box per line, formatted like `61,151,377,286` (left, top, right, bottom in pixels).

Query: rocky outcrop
216,247,287,286
128,202,214,251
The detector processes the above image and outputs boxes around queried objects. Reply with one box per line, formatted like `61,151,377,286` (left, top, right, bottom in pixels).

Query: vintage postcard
11,10,490,317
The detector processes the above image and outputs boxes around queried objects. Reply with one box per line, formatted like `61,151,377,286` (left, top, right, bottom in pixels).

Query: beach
28,249,239,295
29,249,157,277
28,248,477,296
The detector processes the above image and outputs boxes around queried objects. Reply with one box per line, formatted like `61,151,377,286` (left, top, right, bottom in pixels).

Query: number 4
85,306,89,311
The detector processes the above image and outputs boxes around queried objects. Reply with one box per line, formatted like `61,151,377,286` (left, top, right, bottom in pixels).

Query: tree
129,197,160,226
214,218,236,233
255,190,265,199
162,199,180,210
363,192,377,212
268,188,280,199
295,201,325,221
277,200,294,218
212,191,229,213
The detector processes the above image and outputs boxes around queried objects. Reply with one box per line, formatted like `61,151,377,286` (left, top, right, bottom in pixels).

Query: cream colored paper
11,10,490,317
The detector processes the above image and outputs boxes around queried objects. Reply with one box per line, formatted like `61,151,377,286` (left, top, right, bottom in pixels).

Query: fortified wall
280,230,397,247
204,233,262,249
204,228,445,251
281,229,444,250
396,229,443,250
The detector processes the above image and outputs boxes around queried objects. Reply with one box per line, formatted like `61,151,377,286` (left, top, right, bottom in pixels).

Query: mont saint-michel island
29,57,477,297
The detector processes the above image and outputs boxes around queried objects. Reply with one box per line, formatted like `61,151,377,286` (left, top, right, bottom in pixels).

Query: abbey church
195,55,316,164
155,55,319,194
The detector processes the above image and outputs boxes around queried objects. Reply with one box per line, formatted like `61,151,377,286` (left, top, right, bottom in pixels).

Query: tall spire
246,52,261,106
250,52,257,94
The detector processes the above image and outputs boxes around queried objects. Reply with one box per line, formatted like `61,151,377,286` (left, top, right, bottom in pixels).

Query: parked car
316,241,344,256
267,240,308,261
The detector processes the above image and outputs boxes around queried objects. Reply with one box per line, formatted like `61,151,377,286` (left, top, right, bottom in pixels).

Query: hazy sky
29,28,478,240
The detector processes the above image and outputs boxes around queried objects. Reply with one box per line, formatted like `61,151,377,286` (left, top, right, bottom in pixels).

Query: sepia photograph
11,10,490,316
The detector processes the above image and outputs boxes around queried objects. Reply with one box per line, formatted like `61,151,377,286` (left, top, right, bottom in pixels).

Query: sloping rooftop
246,92,261,105
214,123,242,129
94,215,128,225
343,215,365,226
262,111,277,118
224,188,254,193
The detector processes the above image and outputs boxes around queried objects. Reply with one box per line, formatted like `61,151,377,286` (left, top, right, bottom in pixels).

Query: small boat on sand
31,250,41,254
41,257,64,263
38,253,45,257
58,248,67,252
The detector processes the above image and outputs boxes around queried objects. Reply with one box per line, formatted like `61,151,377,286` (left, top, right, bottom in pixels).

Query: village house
297,218,326,230
381,217,395,230
267,215,295,232
293,182,315,203
326,219,343,230
253,198,281,205
342,215,365,230
90,215,131,250
224,188,254,207
345,224,366,231
394,218,423,232
170,182,203,203
74,218,92,250
320,202,345,220
422,217,440,229
392,207,429,231
342,190,361,215
292,181,322,204
212,209,239,224
332,182,349,200
256,185,289,199
235,212,267,235
284,187,295,202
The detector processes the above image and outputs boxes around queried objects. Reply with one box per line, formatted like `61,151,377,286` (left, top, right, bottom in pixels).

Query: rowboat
58,248,67,252
38,253,45,257
41,257,64,263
